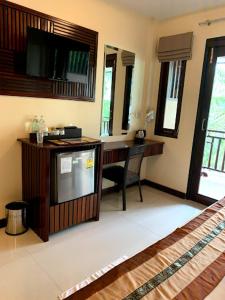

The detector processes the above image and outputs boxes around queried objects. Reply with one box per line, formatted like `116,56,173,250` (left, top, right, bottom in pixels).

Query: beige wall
2,0,225,218
0,0,155,218
146,6,225,193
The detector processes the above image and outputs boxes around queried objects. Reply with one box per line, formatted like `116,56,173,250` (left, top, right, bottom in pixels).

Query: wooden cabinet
18,139,103,242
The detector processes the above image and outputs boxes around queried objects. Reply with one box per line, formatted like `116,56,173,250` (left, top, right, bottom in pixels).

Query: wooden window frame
155,60,186,138
105,54,117,136
122,65,133,130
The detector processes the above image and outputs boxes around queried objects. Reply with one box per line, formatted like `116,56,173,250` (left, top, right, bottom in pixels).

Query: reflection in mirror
101,45,135,136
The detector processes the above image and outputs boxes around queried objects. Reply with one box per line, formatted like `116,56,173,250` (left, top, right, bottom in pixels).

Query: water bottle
31,115,39,133
39,115,46,132
39,115,49,137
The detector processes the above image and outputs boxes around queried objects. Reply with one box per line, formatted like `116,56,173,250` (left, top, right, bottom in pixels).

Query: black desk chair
102,145,145,211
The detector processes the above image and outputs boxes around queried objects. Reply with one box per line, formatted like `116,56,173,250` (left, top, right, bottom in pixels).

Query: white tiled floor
0,186,205,300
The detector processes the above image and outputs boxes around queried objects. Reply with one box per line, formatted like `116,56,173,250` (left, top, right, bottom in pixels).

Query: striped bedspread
61,197,225,300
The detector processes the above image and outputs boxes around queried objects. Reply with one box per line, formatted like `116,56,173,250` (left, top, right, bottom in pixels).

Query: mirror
100,45,135,136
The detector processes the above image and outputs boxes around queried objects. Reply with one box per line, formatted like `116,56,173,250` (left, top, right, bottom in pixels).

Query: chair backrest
124,145,145,179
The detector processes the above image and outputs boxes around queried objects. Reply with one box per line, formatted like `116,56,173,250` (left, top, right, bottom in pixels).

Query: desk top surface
18,138,164,151
103,139,164,151
18,137,101,149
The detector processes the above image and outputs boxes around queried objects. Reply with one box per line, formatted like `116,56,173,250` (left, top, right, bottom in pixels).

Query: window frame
154,60,186,138
122,65,133,131
103,53,117,136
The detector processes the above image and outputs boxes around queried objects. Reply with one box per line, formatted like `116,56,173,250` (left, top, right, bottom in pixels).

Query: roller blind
157,32,193,62
121,50,135,66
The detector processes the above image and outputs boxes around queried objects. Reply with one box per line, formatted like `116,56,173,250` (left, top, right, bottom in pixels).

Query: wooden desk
17,138,163,242
103,139,164,164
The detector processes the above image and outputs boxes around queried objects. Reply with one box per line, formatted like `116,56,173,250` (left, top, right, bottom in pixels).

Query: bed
60,197,225,300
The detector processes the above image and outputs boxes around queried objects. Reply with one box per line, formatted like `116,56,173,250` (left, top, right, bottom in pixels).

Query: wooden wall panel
54,205,59,233
49,194,98,234
0,0,98,101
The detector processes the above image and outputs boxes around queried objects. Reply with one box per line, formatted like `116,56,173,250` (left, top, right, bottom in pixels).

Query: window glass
163,61,182,129
155,60,186,138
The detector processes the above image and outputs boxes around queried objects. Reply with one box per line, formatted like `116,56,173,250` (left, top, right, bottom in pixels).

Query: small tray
49,137,100,146
30,127,82,142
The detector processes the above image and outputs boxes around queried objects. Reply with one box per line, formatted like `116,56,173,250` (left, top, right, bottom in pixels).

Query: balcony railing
101,119,110,136
202,129,225,173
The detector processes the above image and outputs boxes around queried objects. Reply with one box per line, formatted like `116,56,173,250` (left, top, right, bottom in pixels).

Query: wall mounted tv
26,28,90,84
0,0,98,101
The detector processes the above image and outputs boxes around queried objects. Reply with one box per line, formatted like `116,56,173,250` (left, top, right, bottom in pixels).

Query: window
155,60,186,138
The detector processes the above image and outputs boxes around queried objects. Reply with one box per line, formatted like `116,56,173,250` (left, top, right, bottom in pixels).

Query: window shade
157,32,193,62
121,50,135,66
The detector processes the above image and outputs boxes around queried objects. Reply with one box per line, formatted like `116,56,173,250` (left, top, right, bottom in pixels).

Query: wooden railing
203,130,225,173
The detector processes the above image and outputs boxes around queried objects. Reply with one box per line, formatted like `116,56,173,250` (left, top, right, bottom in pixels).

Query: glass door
198,56,225,200
188,41,225,205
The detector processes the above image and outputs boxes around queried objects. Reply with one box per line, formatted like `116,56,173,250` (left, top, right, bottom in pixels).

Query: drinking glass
36,132,44,144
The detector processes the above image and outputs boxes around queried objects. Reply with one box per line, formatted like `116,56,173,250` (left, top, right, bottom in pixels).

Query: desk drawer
144,143,164,156
103,148,128,164
103,140,164,165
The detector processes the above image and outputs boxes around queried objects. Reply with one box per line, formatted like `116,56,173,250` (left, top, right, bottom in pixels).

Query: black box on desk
30,126,82,142
64,126,82,137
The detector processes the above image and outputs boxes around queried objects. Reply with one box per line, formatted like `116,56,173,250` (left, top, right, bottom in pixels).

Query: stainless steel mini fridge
52,149,95,203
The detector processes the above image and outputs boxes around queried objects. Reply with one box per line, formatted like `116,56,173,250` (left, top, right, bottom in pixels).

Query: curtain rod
199,17,225,26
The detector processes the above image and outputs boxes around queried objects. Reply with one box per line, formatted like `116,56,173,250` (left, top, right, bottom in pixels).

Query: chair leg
122,185,126,211
115,184,120,193
138,180,143,202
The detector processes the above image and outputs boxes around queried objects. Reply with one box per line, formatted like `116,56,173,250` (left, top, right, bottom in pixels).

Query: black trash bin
5,201,28,235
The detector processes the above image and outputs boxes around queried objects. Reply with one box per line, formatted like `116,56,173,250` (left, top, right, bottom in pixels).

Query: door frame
187,36,225,205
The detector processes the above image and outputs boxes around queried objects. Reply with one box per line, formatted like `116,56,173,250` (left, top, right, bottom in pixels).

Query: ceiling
103,0,225,20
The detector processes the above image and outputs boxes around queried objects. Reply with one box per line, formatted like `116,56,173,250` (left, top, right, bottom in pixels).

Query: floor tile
30,213,158,292
0,228,41,268
0,186,205,300
0,255,61,300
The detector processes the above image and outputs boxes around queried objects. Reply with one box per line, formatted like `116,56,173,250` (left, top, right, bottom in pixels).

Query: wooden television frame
0,0,98,101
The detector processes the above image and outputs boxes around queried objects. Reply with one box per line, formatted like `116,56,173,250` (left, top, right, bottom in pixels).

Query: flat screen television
26,28,90,84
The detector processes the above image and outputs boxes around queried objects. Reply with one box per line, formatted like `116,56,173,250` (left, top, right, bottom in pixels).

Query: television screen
26,28,90,83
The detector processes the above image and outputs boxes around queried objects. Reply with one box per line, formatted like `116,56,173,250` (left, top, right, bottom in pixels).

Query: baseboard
102,179,186,199
0,218,6,228
142,179,186,199
195,194,216,206
102,182,139,195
